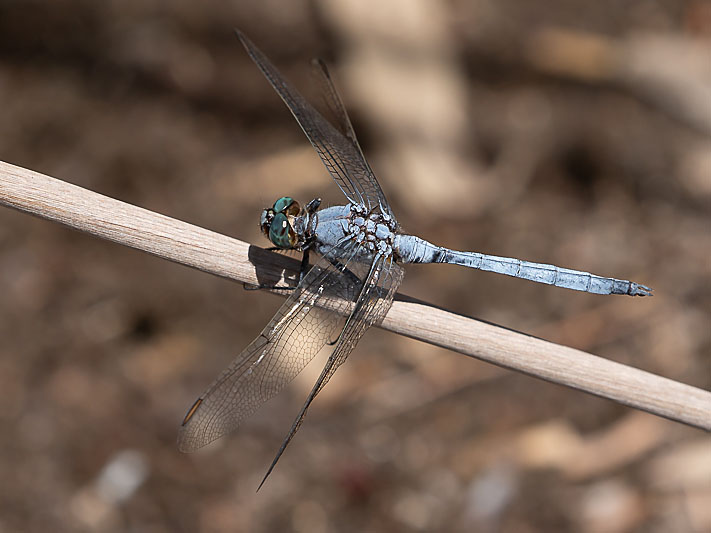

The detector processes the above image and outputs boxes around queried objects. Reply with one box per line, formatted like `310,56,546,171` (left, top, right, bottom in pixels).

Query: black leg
243,283,297,291
305,197,321,213
296,248,311,284
325,254,362,288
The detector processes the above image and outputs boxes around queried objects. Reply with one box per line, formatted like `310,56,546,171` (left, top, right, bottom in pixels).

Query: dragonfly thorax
347,204,396,256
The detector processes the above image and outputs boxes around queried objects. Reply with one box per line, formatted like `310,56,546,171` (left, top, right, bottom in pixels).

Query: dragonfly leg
324,254,362,288
243,283,297,291
305,197,321,213
319,255,364,348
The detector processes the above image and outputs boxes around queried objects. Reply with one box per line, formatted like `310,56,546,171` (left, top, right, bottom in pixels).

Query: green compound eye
273,197,294,213
272,196,300,217
268,212,294,249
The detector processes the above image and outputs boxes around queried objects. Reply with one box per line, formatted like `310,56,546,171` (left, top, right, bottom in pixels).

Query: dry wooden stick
1,160,709,430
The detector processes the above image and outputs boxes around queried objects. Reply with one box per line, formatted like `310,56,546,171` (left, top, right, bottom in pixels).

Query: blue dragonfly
178,31,652,488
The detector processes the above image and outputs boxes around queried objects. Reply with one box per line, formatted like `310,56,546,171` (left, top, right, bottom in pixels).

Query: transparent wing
259,254,404,487
178,241,365,453
309,57,395,220
236,30,395,221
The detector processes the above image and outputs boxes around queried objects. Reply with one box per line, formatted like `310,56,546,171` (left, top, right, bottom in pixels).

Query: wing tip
177,397,207,453
234,28,250,49
176,431,199,453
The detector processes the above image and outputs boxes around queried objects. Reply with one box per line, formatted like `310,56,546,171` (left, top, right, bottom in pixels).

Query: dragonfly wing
178,242,364,453
236,30,395,221
259,254,405,487
310,57,395,220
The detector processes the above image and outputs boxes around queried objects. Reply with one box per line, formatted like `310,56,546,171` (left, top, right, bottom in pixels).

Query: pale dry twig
1,160,709,431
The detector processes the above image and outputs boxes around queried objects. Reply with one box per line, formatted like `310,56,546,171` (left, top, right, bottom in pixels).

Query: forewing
258,254,405,486
236,30,395,221
310,58,395,220
177,243,363,452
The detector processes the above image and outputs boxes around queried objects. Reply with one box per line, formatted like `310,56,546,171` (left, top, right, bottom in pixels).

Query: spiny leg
324,254,362,288
305,197,321,213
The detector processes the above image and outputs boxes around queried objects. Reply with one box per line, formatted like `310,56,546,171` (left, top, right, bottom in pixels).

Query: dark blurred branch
526,29,711,135
1,160,710,431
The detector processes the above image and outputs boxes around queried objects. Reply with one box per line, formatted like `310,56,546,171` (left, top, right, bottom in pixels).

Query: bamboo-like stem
1,160,709,430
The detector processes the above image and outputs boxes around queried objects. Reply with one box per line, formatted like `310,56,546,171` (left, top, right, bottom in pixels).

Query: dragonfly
178,30,652,488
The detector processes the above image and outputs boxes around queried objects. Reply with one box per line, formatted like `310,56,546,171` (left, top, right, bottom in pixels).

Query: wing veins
178,242,362,452
258,255,404,487
236,30,394,220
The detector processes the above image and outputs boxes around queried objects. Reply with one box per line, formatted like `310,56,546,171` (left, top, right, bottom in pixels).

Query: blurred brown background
1,1,710,532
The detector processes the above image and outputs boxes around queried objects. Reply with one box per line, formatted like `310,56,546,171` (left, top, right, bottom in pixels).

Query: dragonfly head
260,196,302,249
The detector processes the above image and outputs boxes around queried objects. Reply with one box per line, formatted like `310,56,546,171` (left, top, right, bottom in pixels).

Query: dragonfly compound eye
268,212,297,249
284,201,301,217
272,196,301,216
